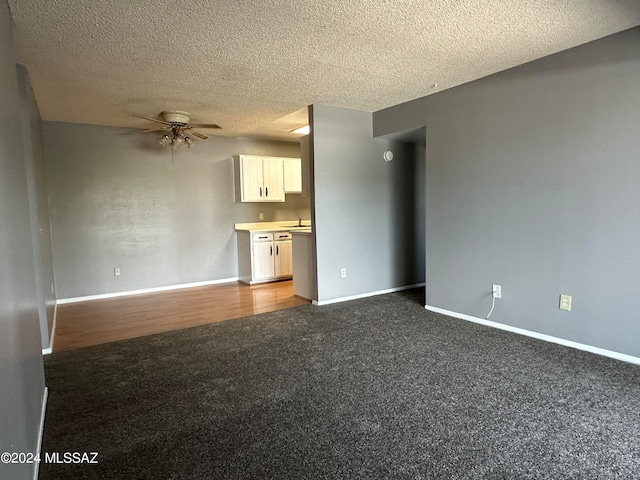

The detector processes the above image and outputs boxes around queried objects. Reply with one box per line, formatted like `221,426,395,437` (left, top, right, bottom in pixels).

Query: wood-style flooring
53,280,309,352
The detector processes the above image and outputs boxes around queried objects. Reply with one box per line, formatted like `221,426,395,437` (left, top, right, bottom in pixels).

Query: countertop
234,220,312,233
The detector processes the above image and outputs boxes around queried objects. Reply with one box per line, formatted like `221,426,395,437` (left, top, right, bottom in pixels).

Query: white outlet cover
560,294,572,311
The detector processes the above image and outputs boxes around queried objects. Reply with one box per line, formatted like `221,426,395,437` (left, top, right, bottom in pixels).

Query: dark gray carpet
40,289,640,479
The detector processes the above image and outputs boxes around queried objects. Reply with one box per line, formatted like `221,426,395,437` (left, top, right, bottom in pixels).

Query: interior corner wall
17,64,56,349
311,105,425,303
373,27,640,358
0,3,47,480
42,122,311,298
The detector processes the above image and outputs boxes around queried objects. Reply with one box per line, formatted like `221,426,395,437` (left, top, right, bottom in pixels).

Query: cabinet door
262,158,285,202
241,156,264,202
253,241,275,280
274,240,293,277
283,158,302,193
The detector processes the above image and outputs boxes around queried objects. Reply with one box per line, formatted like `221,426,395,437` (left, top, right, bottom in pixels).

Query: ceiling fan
134,110,221,149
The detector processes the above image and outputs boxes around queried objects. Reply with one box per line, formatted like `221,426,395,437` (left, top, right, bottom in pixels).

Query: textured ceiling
8,0,640,139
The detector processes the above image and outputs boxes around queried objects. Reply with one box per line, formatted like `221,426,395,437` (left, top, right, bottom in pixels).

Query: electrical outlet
114,267,121,276
258,212,264,220
341,268,347,278
560,294,572,311
492,284,502,299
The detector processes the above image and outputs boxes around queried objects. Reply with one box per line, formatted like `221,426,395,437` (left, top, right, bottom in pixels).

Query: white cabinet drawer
273,232,292,241
252,232,273,242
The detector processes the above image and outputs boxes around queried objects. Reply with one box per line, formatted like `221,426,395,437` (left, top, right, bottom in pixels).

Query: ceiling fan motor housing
162,110,190,124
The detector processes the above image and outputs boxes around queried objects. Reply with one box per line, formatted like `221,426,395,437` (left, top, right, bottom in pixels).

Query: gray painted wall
311,105,425,302
0,3,46,479
373,27,640,358
43,121,311,298
18,65,56,350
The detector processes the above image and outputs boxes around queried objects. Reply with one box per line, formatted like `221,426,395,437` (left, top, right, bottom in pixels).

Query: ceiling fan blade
189,131,209,140
136,128,166,134
133,114,172,125
188,122,221,129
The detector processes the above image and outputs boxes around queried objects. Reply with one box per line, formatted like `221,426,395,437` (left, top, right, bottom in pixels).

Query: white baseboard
57,277,240,304
313,283,425,306
33,387,48,480
42,303,57,355
425,305,640,366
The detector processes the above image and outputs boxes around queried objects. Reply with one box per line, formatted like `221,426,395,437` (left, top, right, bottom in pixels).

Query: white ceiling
8,0,640,140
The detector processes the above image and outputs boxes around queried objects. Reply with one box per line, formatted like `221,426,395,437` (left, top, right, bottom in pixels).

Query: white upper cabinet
234,155,286,202
283,158,302,193
239,156,264,202
262,157,285,201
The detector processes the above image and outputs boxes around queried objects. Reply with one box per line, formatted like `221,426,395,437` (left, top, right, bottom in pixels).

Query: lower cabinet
274,233,293,277
237,231,293,284
252,239,275,280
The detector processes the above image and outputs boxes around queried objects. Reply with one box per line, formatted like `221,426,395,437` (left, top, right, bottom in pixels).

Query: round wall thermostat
383,150,394,162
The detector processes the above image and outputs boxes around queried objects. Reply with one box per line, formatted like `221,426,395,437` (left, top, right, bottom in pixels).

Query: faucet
298,217,302,227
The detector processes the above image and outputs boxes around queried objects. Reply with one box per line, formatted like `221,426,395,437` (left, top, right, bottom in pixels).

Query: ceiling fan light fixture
159,130,196,150
172,135,185,149
159,135,172,147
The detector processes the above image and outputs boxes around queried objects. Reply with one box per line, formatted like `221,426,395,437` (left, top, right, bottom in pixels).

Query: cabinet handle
265,187,269,197
259,187,262,197
270,246,273,256
276,245,279,255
